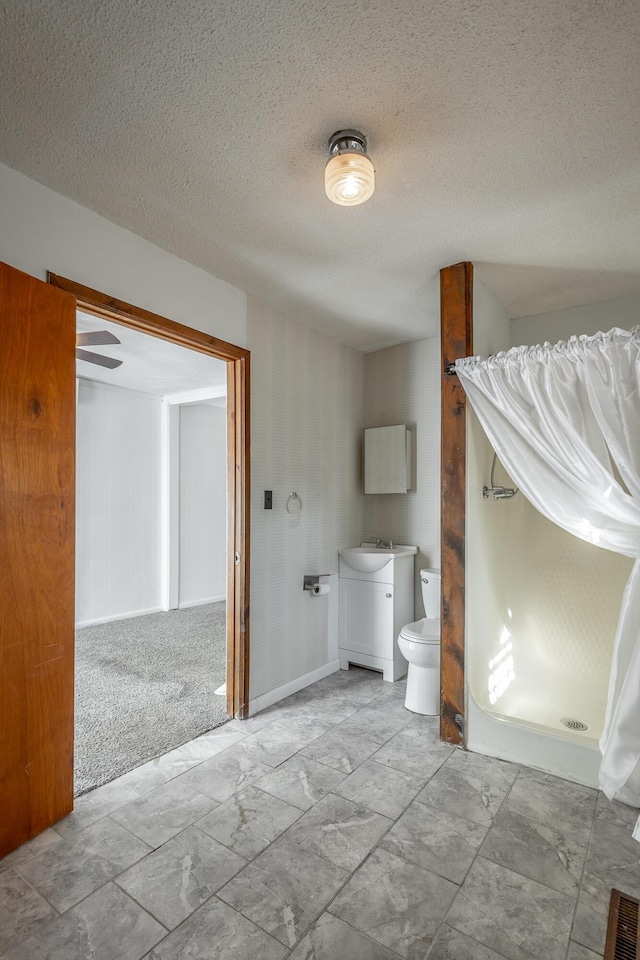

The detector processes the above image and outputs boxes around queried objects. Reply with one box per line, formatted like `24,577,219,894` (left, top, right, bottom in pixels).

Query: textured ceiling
76,312,227,395
3,1,640,350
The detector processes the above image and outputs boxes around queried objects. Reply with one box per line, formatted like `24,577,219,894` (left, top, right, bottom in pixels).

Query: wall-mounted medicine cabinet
364,424,412,494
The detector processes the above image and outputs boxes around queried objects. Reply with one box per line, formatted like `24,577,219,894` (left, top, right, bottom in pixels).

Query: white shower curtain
455,327,640,837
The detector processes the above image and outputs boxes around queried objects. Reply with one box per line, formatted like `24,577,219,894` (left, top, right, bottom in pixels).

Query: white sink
339,544,418,573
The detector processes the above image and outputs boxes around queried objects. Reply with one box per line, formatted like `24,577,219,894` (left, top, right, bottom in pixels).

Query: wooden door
0,261,76,857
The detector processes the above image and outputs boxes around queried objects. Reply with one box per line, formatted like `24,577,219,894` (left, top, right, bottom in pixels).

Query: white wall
248,298,364,702
0,162,246,347
178,402,226,607
512,292,640,347
362,339,440,619
76,380,163,626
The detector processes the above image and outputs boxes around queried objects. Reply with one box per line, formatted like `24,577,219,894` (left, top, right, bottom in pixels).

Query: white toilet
397,568,441,714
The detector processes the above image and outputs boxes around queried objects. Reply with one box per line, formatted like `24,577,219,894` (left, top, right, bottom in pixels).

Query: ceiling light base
328,130,368,157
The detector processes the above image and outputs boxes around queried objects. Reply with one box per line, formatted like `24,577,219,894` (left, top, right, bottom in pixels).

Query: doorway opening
74,311,230,792
49,274,250,793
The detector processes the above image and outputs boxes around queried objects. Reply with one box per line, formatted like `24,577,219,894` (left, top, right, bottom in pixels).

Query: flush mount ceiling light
325,129,375,206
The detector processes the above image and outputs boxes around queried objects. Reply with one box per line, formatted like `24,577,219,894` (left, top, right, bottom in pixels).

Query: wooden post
440,262,473,745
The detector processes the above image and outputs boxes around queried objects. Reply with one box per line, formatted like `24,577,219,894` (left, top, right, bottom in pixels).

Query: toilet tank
420,568,441,620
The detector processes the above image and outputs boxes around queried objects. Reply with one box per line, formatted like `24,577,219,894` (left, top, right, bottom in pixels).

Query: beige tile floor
1,667,638,959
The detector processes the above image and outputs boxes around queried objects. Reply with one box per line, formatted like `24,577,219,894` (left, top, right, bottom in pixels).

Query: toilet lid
400,619,440,643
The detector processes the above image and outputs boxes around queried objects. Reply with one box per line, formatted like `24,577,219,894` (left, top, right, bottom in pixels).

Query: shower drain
561,717,590,732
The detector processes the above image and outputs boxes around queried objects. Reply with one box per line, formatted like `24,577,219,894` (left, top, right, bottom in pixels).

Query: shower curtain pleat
455,327,640,839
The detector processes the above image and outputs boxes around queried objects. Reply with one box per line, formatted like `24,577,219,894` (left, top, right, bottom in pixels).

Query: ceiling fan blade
75,348,123,369
76,330,121,346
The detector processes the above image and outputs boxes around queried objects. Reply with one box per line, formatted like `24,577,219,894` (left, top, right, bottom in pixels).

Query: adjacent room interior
74,311,229,793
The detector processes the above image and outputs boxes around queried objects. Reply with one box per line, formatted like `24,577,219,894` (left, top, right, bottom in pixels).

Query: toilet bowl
397,569,441,714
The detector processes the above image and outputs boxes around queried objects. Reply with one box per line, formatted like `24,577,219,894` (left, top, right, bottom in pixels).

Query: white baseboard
75,606,163,629
248,660,341,717
178,595,225,609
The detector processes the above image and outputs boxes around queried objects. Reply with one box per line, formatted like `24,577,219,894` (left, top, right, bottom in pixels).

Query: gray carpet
74,602,228,796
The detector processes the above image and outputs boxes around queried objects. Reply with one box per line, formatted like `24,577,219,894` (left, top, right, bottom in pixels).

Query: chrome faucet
375,538,394,549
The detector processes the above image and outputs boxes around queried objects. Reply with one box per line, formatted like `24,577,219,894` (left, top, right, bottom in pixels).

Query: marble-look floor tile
0,829,62,875
326,669,386,704
380,800,487,884
446,856,574,960
427,924,512,959
585,816,640,895
116,747,203,797
110,778,217,848
566,942,602,960
373,676,407,699
299,726,381,775
503,768,597,843
0,870,55,955
285,793,392,871
366,693,414,721
372,725,454,780
289,912,401,960
147,895,286,960
9,662,640,960
594,791,640,830
218,837,349,948
406,713,441,735
174,748,273,803
17,817,151,913
2,882,165,960
417,750,518,826
256,690,316,719
226,712,280,734
334,759,425,819
479,807,587,894
305,670,347,693
571,870,611,956
333,706,412,745
267,713,338,742
234,721,322,767
329,846,458,958
55,778,141,840
255,754,346,810
116,824,246,929
297,693,363,722
195,785,302,858
177,724,248,761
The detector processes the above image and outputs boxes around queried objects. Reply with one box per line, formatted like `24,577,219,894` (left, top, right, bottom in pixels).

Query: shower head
483,484,518,500
483,453,519,500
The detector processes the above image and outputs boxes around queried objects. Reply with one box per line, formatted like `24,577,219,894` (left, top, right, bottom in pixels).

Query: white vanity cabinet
338,548,415,682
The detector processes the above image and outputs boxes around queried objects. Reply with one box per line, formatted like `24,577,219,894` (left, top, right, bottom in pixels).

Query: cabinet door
339,579,394,658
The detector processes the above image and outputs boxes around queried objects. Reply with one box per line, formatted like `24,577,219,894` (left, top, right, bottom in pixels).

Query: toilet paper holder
303,574,330,591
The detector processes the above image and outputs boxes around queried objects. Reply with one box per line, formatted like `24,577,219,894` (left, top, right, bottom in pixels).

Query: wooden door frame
440,262,473,746
48,274,250,719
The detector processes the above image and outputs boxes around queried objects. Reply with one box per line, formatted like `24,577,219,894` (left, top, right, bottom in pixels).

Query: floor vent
561,717,589,732
605,888,640,960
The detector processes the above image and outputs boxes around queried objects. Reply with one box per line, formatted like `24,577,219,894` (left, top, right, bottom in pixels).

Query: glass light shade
325,152,375,206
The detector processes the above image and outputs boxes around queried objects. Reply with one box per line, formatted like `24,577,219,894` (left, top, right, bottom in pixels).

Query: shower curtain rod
445,362,458,376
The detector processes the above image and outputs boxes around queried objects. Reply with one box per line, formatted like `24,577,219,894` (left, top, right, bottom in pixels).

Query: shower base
466,691,602,789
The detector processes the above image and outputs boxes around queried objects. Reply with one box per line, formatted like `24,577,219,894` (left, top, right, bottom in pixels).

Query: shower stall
464,280,633,787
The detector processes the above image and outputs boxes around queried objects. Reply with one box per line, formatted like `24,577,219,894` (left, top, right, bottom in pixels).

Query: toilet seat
399,618,440,643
